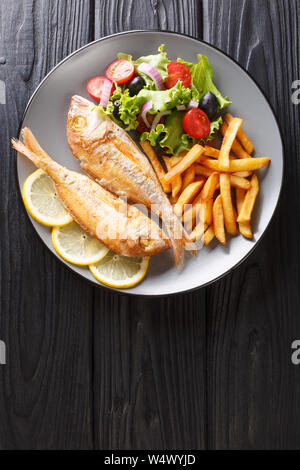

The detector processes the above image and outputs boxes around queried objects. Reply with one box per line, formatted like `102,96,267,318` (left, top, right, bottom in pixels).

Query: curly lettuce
141,111,223,155
103,81,192,130
178,55,231,109
118,44,170,89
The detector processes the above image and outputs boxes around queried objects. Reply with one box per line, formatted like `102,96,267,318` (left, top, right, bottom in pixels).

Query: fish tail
11,131,60,180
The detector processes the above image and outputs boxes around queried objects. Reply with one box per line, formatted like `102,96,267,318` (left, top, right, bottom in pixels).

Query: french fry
161,144,204,185
174,180,204,217
236,188,253,239
163,156,182,198
219,173,237,235
233,171,252,178
219,118,243,170
140,141,171,193
199,172,219,200
182,164,196,191
213,195,226,245
195,163,214,178
204,145,220,159
230,175,251,190
202,226,215,245
197,198,213,226
168,156,182,167
224,113,254,155
221,121,251,158
201,156,270,172
237,174,259,223
190,219,207,242
204,145,235,160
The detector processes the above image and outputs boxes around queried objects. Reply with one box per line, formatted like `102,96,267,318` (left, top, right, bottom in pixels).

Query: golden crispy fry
230,174,251,190
174,180,204,217
233,171,252,178
163,156,182,198
213,195,226,245
140,140,171,193
197,198,213,226
237,174,259,223
219,173,237,235
224,113,254,155
202,225,215,245
182,164,196,190
161,144,204,185
199,172,219,200
195,163,214,178
168,155,182,167
169,195,179,205
201,156,270,172
219,118,243,170
221,121,251,159
190,220,208,242
204,145,235,160
236,188,253,239
204,145,220,159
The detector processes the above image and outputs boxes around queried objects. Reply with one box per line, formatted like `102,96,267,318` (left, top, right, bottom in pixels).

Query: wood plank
0,0,94,449
92,0,207,450
203,0,300,449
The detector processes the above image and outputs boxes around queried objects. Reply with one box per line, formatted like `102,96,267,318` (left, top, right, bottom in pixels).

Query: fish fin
11,138,47,170
22,127,49,159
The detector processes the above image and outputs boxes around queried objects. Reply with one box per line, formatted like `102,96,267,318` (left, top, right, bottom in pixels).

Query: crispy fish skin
67,95,196,268
12,130,170,258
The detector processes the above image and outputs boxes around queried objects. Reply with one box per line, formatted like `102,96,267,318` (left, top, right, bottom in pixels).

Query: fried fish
12,129,170,258
67,95,196,267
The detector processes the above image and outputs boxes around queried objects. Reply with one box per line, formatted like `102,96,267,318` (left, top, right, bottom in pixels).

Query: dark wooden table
0,0,299,450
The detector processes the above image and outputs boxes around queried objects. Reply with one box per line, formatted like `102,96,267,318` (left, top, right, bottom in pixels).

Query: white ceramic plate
16,31,283,296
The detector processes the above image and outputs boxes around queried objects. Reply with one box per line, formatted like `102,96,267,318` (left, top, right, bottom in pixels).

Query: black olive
198,92,219,120
113,101,122,121
128,76,146,96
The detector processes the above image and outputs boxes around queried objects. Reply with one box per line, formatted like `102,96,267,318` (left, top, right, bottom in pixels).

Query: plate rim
15,29,285,297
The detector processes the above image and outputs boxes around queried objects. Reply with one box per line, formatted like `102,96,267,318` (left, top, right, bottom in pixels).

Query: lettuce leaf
118,44,170,89
141,111,223,155
178,55,231,109
102,81,192,131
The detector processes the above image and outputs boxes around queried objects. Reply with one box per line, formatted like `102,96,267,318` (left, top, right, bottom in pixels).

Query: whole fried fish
67,95,196,268
12,129,170,258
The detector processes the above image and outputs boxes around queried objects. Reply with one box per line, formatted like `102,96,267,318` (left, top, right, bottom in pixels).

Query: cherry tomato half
87,76,115,101
106,59,135,84
182,108,210,139
165,61,192,89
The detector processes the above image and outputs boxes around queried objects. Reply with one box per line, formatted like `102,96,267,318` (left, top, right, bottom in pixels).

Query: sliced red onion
188,99,199,109
137,62,164,90
100,78,113,107
140,100,153,128
151,110,171,130
176,104,186,111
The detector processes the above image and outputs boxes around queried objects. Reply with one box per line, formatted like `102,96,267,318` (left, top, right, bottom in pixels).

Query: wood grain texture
203,0,300,449
92,0,207,450
0,0,94,449
94,0,201,38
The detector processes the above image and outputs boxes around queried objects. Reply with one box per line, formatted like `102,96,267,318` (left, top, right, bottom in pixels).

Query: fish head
67,95,108,154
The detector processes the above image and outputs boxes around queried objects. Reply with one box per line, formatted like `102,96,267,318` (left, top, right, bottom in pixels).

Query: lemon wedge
22,169,73,226
89,251,149,288
52,221,109,265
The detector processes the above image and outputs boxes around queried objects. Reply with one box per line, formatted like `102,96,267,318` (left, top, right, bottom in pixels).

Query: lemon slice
89,251,149,288
52,221,109,265
23,169,73,226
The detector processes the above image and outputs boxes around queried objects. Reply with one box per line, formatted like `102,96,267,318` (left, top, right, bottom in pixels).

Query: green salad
95,45,231,155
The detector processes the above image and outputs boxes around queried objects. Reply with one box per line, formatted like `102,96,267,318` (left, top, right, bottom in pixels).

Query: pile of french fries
140,113,270,246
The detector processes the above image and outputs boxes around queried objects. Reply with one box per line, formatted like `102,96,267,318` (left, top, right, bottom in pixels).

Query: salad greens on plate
93,45,231,155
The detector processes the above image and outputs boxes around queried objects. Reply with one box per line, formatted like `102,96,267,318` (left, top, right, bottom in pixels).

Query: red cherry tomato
165,61,192,89
106,59,135,84
87,76,115,101
182,108,210,139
